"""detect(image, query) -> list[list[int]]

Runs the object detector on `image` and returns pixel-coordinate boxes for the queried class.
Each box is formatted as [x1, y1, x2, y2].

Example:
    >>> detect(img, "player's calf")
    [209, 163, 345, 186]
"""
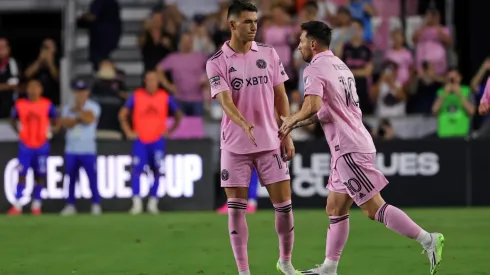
[225, 187, 250, 274]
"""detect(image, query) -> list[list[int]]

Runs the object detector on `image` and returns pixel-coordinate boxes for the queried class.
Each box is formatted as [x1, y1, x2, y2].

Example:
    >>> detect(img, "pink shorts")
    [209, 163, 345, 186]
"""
[220, 148, 290, 187]
[327, 152, 388, 206]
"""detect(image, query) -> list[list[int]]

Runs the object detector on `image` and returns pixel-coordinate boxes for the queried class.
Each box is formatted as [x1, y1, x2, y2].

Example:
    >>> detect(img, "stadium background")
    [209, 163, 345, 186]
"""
[0, 0, 489, 274]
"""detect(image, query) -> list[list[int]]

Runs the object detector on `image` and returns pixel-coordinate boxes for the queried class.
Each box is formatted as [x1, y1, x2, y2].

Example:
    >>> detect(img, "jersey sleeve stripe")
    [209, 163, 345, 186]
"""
[209, 50, 223, 61]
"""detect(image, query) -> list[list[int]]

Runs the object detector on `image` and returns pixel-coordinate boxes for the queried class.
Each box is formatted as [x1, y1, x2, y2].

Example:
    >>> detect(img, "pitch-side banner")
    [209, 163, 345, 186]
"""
[0, 140, 214, 212]
[258, 139, 468, 208]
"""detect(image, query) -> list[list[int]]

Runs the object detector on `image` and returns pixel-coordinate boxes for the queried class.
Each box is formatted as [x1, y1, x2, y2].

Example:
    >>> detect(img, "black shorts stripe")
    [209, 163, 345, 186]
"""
[377, 203, 388, 223]
[346, 153, 375, 191]
[342, 154, 372, 192]
[330, 214, 349, 224]
[343, 153, 375, 192]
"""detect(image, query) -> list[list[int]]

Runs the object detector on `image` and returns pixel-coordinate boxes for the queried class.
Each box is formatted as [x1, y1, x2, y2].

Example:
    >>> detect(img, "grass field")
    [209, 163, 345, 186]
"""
[0, 208, 488, 275]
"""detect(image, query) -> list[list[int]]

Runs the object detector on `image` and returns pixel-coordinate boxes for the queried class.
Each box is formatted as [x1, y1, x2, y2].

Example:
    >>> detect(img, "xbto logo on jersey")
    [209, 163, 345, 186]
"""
[246, 76, 268, 87]
[231, 78, 244, 90]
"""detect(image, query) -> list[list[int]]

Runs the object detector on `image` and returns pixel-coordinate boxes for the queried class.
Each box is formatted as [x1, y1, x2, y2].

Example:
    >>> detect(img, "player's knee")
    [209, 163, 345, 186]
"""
[360, 193, 385, 220]
[326, 204, 348, 217]
[225, 187, 248, 200]
[265, 180, 291, 205]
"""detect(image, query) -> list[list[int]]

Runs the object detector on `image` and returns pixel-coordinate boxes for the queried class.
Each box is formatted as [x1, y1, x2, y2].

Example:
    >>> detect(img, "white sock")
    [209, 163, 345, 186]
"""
[31, 199, 42, 209]
[322, 258, 338, 274]
[279, 259, 292, 266]
[416, 230, 432, 249]
[239, 270, 250, 275]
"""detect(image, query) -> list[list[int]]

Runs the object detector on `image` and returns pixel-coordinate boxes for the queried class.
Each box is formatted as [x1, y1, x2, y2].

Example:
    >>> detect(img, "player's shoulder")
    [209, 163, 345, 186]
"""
[207, 49, 224, 63]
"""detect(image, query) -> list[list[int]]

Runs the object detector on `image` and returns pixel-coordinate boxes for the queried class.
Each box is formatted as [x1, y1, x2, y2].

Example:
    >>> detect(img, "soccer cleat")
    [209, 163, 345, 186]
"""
[246, 204, 257, 213]
[147, 197, 160, 214]
[7, 207, 22, 216]
[60, 205, 77, 216]
[422, 233, 444, 275]
[276, 260, 302, 275]
[129, 197, 143, 215]
[297, 264, 336, 275]
[216, 203, 228, 214]
[31, 208, 42, 216]
[91, 204, 102, 215]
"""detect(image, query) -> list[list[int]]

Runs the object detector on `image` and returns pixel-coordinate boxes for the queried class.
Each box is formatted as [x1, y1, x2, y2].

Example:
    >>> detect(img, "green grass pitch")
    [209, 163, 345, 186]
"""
[0, 208, 488, 275]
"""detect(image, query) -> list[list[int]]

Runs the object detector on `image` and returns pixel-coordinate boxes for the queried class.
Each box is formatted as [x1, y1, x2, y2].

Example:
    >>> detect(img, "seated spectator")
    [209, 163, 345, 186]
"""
[91, 60, 128, 133]
[24, 38, 60, 105]
[348, 0, 376, 42]
[139, 10, 174, 72]
[0, 38, 20, 118]
[431, 68, 474, 138]
[157, 33, 208, 116]
[406, 61, 444, 114]
[329, 7, 352, 56]
[263, 5, 294, 75]
[339, 19, 374, 114]
[385, 29, 414, 86]
[190, 14, 216, 55]
[412, 8, 451, 76]
[370, 61, 407, 118]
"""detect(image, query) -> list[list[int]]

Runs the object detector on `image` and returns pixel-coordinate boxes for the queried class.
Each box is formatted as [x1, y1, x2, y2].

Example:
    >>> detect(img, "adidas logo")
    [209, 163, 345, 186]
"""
[231, 230, 238, 235]
[359, 192, 365, 199]
[229, 67, 237, 73]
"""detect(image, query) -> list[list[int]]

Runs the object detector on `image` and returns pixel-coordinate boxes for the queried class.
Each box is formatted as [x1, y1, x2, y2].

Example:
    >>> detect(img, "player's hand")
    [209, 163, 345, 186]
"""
[278, 115, 297, 140]
[240, 121, 257, 147]
[125, 130, 138, 140]
[281, 135, 295, 161]
[479, 103, 490, 115]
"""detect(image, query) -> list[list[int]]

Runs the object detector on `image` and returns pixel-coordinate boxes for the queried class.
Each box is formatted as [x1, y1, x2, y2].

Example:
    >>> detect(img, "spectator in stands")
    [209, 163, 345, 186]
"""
[211, 3, 231, 48]
[190, 14, 216, 55]
[298, 1, 320, 24]
[406, 61, 444, 114]
[139, 10, 174, 72]
[91, 60, 128, 134]
[24, 38, 60, 105]
[348, 0, 376, 42]
[412, 8, 451, 76]
[370, 61, 407, 118]
[77, 0, 122, 70]
[339, 19, 374, 114]
[432, 68, 474, 138]
[385, 29, 414, 86]
[0, 38, 20, 118]
[470, 58, 490, 137]
[470, 57, 490, 93]
[330, 6, 352, 56]
[157, 33, 208, 116]
[375, 118, 395, 140]
[263, 5, 294, 75]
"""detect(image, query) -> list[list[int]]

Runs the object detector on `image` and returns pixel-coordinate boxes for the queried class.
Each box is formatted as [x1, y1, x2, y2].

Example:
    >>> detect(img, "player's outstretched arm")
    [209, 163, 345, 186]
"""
[292, 114, 319, 129]
[279, 95, 322, 139]
[216, 91, 256, 146]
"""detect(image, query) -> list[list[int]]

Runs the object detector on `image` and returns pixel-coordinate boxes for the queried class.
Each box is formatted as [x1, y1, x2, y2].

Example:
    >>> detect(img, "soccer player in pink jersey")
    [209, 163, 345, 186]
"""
[205, 1, 300, 275]
[278, 21, 445, 275]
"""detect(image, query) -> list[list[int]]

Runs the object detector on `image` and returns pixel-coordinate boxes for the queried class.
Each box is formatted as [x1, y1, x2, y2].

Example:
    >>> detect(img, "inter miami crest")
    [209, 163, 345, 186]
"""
[256, 59, 267, 69]
[221, 169, 230, 181]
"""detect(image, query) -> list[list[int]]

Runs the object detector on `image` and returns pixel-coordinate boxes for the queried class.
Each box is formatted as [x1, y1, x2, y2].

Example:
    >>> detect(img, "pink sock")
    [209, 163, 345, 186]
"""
[376, 203, 422, 239]
[228, 198, 249, 272]
[273, 200, 294, 261]
[326, 214, 350, 261]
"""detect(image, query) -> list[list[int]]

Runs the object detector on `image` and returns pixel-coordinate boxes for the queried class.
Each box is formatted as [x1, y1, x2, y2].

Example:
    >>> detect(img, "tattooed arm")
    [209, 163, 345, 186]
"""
[293, 113, 319, 129]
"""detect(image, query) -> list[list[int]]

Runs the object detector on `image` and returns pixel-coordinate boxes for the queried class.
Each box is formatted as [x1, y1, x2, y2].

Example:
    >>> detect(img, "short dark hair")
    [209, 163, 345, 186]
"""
[303, 0, 319, 11]
[351, 18, 364, 28]
[300, 21, 332, 47]
[227, 0, 258, 19]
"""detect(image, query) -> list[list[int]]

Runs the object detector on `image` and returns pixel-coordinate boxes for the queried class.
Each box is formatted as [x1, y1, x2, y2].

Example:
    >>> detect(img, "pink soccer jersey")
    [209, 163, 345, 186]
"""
[481, 77, 490, 104]
[303, 50, 376, 163]
[206, 41, 289, 154]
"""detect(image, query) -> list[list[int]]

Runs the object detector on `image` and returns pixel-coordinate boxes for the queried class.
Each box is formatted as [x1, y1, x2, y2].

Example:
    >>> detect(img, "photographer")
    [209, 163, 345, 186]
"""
[432, 68, 475, 138]
[370, 61, 407, 118]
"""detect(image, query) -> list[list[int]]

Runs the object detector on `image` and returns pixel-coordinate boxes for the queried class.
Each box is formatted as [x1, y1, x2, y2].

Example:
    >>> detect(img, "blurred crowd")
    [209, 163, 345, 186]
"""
[2, 0, 490, 140]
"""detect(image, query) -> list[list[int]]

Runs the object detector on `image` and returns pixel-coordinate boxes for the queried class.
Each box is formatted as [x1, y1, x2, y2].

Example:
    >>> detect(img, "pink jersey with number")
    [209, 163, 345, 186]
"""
[206, 41, 289, 154]
[303, 50, 376, 164]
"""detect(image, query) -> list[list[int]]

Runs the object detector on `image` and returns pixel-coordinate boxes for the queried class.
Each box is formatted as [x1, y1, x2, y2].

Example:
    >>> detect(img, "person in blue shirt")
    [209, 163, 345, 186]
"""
[59, 79, 102, 215]
[348, 0, 376, 42]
